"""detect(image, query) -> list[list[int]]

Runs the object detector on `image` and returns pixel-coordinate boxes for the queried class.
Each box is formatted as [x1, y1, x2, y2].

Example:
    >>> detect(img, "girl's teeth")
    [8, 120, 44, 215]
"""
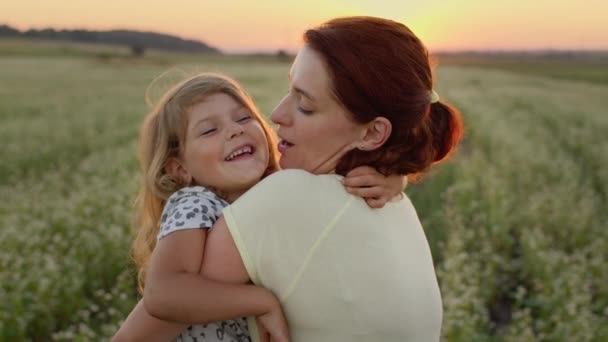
[226, 146, 252, 161]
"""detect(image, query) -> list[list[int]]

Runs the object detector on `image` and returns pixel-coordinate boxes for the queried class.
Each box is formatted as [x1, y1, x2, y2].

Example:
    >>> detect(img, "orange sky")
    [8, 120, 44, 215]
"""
[1, 0, 607, 52]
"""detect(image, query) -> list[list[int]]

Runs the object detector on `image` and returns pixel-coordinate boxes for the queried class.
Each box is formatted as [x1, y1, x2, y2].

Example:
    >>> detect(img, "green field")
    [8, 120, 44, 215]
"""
[1, 40, 607, 341]
[436, 52, 608, 85]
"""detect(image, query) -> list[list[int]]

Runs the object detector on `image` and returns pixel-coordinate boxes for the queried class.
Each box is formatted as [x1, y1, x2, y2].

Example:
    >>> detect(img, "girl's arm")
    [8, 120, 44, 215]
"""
[113, 228, 284, 341]
[143, 229, 278, 323]
[127, 217, 287, 340]
[342, 166, 408, 208]
[112, 299, 186, 342]
[112, 229, 207, 341]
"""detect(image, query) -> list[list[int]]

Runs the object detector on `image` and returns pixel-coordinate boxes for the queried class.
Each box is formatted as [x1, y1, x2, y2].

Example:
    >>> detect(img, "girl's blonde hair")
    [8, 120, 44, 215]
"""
[132, 73, 280, 293]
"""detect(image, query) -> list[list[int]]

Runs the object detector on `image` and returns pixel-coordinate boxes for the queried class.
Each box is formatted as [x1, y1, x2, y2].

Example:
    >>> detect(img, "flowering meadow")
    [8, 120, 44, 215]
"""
[1, 41, 606, 341]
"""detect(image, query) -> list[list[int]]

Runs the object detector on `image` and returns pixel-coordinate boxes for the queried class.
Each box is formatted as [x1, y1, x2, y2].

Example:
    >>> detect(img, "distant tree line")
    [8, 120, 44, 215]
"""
[0, 24, 221, 54]
[435, 50, 608, 62]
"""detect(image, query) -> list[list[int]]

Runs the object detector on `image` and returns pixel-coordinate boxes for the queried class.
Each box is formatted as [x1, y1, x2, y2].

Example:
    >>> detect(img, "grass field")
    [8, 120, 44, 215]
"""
[436, 52, 608, 85]
[1, 40, 607, 341]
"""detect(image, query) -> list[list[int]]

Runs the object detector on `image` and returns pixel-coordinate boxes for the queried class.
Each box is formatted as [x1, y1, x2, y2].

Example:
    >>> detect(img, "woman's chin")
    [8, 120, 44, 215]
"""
[278, 157, 297, 170]
[279, 158, 316, 173]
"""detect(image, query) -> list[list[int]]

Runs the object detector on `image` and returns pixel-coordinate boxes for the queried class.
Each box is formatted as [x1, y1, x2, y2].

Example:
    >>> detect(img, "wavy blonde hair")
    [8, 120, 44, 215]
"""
[132, 73, 280, 293]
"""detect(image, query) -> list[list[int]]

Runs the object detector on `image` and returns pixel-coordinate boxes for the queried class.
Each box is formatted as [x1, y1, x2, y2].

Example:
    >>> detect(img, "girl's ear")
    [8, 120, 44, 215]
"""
[358, 116, 392, 151]
[165, 157, 192, 185]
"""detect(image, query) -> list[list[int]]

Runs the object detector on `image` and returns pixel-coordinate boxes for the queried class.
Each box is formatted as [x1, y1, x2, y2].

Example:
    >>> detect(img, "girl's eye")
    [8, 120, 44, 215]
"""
[237, 115, 252, 122]
[201, 128, 217, 136]
[298, 107, 314, 115]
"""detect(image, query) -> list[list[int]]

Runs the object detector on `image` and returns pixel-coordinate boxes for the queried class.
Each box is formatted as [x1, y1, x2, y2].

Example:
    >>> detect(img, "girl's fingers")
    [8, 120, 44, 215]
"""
[346, 165, 376, 178]
[343, 174, 382, 187]
[272, 333, 290, 342]
[346, 186, 383, 199]
[366, 197, 387, 209]
[257, 318, 270, 342]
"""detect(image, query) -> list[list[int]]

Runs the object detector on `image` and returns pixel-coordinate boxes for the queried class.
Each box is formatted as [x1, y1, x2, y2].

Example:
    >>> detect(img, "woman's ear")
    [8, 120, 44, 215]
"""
[165, 157, 192, 185]
[358, 117, 392, 151]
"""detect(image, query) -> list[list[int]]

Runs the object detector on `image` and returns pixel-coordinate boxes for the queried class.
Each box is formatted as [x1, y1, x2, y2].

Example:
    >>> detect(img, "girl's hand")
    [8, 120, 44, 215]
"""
[257, 320, 270, 342]
[343, 166, 408, 208]
[256, 296, 290, 342]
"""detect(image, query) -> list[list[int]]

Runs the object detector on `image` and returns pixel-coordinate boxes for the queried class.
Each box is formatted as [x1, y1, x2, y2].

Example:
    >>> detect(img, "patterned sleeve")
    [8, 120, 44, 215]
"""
[157, 188, 226, 240]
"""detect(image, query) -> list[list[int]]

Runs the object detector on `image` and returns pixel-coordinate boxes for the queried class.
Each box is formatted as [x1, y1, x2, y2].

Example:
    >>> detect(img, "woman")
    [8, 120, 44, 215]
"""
[145, 16, 462, 341]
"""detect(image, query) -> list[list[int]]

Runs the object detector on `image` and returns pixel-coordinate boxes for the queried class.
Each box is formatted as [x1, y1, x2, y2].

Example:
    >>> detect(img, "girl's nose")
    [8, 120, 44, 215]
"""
[228, 122, 245, 139]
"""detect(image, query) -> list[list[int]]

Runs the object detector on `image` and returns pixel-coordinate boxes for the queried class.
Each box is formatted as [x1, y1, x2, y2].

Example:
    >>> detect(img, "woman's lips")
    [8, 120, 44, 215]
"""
[278, 140, 294, 153]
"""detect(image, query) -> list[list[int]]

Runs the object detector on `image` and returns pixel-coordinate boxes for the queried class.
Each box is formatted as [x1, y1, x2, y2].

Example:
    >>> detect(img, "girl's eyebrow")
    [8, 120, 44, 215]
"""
[191, 103, 247, 129]
[230, 103, 247, 115]
[189, 115, 215, 135]
[192, 117, 211, 128]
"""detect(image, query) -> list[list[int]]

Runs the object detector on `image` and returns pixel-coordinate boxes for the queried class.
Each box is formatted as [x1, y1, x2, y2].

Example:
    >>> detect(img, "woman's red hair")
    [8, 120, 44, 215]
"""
[304, 16, 463, 176]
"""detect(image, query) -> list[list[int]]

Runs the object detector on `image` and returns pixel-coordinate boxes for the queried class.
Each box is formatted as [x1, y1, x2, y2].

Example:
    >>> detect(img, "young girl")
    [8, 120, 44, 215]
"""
[113, 73, 406, 342]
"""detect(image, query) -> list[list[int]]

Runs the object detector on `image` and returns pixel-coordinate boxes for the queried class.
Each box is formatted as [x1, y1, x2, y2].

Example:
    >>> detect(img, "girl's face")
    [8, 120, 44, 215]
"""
[270, 45, 365, 174]
[177, 93, 269, 200]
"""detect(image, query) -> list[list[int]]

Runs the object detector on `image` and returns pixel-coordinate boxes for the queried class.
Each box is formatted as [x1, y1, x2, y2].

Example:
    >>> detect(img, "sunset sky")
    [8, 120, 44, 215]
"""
[2, 0, 607, 53]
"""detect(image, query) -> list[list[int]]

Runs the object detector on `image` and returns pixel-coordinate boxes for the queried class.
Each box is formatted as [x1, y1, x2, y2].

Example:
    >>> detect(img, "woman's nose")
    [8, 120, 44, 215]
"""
[270, 95, 291, 126]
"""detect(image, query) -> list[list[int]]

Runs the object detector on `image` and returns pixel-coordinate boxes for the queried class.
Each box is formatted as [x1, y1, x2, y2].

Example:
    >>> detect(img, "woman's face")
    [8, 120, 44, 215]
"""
[271, 45, 364, 174]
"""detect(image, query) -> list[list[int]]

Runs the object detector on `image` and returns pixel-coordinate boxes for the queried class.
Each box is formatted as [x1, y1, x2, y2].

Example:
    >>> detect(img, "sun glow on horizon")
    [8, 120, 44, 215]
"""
[1, 0, 607, 53]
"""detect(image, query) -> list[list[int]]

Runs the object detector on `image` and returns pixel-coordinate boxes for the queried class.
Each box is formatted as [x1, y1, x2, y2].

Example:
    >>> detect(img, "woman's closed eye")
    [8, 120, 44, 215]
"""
[298, 106, 314, 115]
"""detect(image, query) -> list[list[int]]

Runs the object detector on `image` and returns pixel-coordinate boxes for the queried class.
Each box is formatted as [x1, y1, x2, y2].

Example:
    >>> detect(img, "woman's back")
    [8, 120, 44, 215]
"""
[223, 170, 442, 341]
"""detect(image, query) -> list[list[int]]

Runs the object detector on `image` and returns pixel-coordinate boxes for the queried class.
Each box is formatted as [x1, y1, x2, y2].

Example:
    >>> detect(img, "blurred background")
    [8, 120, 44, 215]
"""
[1, 1, 606, 340]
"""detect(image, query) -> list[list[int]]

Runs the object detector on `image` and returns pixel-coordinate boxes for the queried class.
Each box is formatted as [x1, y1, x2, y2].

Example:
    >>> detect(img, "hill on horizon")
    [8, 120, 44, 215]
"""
[0, 24, 220, 54]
